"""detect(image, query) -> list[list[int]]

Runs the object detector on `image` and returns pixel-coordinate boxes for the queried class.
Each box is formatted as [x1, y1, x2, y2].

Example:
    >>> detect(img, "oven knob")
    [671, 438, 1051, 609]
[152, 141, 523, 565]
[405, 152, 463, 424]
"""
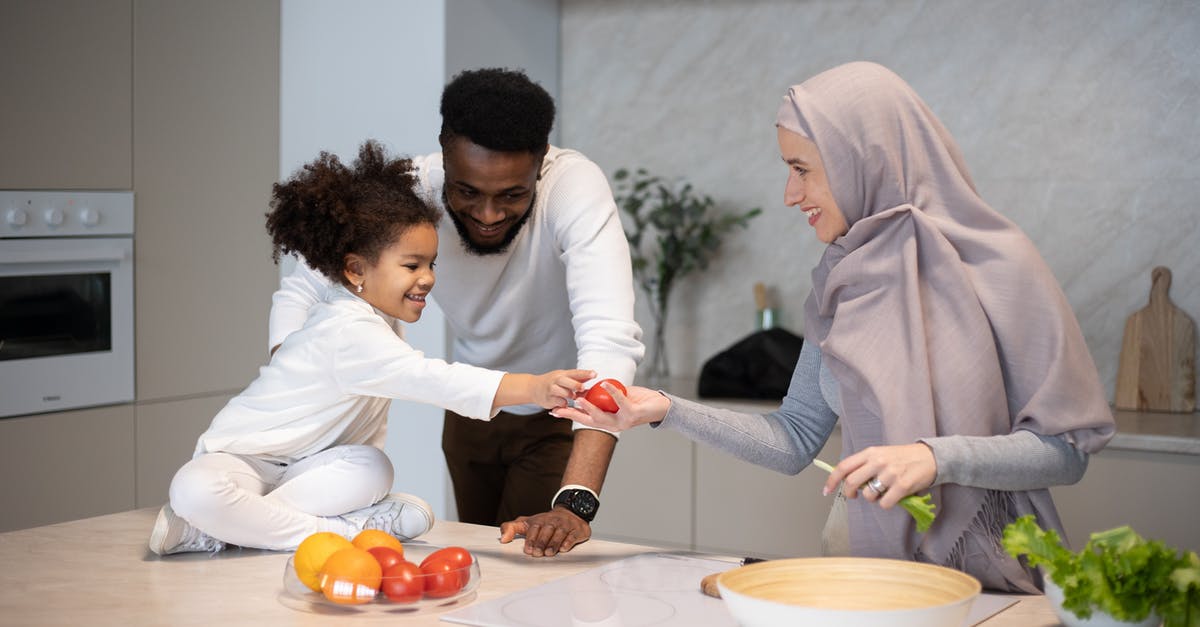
[5, 208, 27, 226]
[44, 207, 65, 226]
[80, 208, 100, 227]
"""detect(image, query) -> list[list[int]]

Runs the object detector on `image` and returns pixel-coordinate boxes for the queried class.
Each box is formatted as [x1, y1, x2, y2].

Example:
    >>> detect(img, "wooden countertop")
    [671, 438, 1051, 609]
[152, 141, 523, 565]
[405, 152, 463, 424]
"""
[0, 508, 1060, 625]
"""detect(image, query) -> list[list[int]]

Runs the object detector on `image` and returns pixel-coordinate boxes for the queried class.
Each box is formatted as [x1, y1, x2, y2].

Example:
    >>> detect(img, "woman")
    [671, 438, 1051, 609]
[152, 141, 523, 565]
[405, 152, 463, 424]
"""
[557, 62, 1115, 592]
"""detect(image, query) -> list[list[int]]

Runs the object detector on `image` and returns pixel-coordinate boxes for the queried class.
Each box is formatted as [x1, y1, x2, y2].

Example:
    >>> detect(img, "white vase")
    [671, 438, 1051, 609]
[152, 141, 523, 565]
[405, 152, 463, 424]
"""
[1043, 578, 1160, 627]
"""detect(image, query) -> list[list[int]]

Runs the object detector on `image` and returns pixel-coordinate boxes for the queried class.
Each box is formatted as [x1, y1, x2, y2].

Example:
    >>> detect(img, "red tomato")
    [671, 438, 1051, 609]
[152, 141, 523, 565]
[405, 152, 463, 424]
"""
[419, 546, 473, 571]
[367, 546, 404, 571]
[380, 560, 422, 603]
[583, 379, 627, 413]
[420, 559, 465, 598]
[419, 547, 472, 598]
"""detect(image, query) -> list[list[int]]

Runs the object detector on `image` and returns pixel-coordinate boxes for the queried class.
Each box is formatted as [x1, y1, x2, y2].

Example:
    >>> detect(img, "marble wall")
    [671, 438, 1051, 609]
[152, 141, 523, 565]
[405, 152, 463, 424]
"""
[560, 0, 1200, 398]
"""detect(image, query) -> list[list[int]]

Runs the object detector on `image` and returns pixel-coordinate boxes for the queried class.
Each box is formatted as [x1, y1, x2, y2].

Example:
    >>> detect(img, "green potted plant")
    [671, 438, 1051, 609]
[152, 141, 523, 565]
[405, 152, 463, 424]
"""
[1003, 514, 1199, 627]
[612, 167, 761, 381]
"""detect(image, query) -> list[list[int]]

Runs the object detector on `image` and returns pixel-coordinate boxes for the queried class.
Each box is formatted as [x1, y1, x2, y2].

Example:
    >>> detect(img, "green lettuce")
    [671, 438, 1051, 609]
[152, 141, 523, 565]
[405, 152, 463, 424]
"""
[1003, 514, 1200, 627]
[811, 458, 937, 533]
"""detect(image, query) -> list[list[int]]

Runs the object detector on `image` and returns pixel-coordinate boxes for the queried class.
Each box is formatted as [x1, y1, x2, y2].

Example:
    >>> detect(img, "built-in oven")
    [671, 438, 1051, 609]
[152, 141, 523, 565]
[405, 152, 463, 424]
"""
[1, 191, 134, 418]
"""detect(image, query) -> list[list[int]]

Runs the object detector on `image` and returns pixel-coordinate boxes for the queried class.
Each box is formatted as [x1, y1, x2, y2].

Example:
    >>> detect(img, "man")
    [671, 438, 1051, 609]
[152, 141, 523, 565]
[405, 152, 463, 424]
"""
[269, 68, 643, 557]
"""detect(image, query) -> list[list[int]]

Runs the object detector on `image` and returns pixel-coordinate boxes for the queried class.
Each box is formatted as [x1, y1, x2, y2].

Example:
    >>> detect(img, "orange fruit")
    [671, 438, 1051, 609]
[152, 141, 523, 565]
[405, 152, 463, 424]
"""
[293, 532, 354, 592]
[319, 547, 382, 605]
[352, 529, 405, 556]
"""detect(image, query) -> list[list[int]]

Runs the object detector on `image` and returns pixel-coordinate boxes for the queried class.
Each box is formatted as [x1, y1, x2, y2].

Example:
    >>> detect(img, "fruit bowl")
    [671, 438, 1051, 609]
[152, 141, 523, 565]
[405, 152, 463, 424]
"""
[717, 557, 980, 627]
[279, 542, 480, 615]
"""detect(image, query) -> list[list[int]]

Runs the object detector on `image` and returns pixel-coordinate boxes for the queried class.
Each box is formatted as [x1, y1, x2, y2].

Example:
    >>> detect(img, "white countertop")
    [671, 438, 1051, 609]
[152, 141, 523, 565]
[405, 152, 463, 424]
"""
[0, 508, 1061, 625]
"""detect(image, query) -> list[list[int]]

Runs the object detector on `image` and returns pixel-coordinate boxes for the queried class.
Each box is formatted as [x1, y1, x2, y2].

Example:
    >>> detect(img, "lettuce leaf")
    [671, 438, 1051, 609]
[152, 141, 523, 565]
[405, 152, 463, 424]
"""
[811, 458, 937, 533]
[899, 493, 936, 533]
[1003, 514, 1200, 627]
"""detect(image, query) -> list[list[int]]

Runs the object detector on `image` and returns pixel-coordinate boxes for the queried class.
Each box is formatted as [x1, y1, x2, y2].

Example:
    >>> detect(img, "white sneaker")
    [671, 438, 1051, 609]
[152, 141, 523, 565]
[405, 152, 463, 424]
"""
[341, 493, 434, 540]
[148, 504, 225, 556]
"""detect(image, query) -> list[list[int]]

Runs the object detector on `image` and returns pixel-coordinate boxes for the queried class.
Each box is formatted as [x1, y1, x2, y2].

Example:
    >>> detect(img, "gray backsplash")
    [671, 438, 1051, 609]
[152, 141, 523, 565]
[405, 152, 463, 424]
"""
[560, 0, 1200, 397]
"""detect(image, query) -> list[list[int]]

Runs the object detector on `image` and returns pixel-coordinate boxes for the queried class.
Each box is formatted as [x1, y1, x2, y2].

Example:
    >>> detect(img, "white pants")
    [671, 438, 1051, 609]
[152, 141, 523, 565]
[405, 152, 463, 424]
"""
[169, 444, 393, 550]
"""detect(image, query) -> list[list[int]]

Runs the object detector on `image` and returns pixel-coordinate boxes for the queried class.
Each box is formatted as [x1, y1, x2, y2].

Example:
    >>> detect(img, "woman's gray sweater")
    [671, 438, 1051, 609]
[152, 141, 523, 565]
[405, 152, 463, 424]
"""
[656, 341, 1087, 490]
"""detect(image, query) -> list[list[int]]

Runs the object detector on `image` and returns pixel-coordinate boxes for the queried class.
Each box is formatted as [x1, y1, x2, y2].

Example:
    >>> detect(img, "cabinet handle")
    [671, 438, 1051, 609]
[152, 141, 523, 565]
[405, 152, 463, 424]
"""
[0, 248, 128, 265]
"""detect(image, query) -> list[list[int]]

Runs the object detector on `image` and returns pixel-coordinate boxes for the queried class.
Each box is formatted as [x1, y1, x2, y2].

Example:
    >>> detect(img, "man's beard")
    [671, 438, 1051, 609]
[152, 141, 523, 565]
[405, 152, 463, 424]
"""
[442, 190, 536, 256]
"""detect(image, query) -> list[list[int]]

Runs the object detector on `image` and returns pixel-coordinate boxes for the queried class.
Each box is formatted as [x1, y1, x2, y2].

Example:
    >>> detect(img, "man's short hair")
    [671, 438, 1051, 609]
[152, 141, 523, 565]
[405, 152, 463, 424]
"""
[439, 67, 555, 153]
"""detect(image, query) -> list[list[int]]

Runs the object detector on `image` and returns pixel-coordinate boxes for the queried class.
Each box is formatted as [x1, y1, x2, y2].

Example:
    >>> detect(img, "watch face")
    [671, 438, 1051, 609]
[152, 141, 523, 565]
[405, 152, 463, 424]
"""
[556, 489, 599, 522]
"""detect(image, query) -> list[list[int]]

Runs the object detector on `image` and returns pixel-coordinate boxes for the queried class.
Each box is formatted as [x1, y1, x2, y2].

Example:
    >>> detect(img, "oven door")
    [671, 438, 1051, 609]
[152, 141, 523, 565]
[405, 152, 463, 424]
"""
[0, 237, 134, 418]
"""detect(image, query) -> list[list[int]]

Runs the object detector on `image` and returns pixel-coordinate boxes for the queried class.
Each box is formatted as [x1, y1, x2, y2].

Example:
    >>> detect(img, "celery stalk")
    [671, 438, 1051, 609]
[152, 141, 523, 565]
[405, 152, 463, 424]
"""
[812, 458, 937, 533]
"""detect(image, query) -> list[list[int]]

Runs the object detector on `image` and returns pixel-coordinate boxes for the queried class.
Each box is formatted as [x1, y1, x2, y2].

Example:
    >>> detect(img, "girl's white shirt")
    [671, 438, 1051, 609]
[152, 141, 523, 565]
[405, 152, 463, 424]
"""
[269, 146, 644, 417]
[194, 284, 504, 463]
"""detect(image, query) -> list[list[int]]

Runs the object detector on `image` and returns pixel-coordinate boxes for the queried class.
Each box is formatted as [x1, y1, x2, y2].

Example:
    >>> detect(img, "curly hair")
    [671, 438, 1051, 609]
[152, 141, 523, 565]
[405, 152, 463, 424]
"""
[439, 67, 555, 153]
[266, 140, 440, 285]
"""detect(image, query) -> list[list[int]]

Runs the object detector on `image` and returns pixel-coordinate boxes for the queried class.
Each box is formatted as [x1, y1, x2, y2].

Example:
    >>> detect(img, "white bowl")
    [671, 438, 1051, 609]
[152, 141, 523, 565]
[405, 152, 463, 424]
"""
[1043, 578, 1160, 627]
[716, 557, 980, 627]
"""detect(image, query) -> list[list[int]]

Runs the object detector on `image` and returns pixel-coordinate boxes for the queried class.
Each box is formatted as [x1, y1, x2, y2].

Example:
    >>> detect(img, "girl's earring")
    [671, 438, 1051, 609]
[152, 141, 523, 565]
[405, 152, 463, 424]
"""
[356, 283, 364, 294]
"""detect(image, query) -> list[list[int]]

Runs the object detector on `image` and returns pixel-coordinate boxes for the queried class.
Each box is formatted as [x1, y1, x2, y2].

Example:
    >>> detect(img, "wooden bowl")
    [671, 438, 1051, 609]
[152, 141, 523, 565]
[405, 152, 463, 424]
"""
[716, 557, 980, 627]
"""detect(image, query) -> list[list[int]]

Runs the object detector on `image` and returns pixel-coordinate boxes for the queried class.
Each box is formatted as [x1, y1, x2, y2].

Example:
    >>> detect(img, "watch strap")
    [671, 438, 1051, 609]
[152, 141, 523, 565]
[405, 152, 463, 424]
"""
[550, 484, 598, 509]
[551, 484, 600, 522]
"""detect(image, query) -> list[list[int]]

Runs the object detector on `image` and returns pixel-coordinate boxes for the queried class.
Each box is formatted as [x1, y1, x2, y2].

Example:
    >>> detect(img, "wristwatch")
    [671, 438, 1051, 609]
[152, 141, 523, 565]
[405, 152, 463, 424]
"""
[552, 486, 600, 522]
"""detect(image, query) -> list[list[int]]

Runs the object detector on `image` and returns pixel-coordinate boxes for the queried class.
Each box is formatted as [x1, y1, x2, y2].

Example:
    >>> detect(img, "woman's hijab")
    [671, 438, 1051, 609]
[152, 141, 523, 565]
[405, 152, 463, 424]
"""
[778, 62, 1114, 592]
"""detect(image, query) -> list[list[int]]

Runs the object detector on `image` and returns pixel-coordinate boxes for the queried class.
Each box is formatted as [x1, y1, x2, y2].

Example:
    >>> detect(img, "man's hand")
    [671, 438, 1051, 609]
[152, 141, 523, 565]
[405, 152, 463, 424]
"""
[498, 507, 591, 557]
[499, 422, 613, 557]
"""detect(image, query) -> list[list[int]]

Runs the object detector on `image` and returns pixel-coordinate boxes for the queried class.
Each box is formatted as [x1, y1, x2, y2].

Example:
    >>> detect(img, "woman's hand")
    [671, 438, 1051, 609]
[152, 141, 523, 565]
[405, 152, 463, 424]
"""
[528, 369, 595, 409]
[824, 443, 937, 509]
[550, 383, 670, 432]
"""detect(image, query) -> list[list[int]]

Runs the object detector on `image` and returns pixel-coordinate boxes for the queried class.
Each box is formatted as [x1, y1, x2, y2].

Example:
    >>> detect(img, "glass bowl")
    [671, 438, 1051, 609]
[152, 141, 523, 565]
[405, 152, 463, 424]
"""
[279, 542, 480, 615]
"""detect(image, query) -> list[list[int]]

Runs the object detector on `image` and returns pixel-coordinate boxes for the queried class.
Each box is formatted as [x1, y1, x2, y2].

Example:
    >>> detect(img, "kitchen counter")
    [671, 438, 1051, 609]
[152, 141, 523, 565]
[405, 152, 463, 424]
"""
[0, 507, 1061, 625]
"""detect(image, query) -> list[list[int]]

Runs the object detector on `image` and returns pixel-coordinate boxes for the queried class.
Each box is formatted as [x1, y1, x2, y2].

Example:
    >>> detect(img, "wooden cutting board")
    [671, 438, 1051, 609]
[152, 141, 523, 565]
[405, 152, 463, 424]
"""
[1114, 266, 1197, 412]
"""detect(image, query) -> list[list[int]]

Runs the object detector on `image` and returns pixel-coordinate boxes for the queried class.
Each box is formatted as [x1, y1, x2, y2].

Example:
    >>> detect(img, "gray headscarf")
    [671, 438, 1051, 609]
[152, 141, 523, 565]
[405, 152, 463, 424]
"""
[778, 62, 1114, 592]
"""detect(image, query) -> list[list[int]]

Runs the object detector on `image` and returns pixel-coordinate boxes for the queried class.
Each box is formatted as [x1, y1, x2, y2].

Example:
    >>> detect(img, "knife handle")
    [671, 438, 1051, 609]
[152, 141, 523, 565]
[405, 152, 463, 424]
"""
[700, 558, 766, 598]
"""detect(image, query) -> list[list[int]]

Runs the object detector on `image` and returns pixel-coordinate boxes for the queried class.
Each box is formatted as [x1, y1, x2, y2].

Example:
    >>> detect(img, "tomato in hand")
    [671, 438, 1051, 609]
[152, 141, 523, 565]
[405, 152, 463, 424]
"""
[367, 546, 404, 572]
[380, 560, 422, 603]
[583, 378, 627, 413]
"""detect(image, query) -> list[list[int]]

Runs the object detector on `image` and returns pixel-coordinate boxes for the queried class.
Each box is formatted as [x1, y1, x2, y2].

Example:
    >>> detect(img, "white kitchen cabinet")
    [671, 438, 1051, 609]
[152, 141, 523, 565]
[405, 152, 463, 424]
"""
[0, 405, 136, 532]
[0, 0, 133, 189]
[590, 424, 695, 549]
[134, 394, 236, 509]
[0, 1, 280, 532]
[133, 0, 280, 401]
[594, 391, 842, 557]
[1051, 447, 1200, 553]
[694, 429, 842, 559]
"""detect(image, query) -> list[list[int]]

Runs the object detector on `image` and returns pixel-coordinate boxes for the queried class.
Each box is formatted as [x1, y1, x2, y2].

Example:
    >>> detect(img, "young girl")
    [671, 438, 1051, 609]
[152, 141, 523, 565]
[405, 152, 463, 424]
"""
[150, 140, 593, 555]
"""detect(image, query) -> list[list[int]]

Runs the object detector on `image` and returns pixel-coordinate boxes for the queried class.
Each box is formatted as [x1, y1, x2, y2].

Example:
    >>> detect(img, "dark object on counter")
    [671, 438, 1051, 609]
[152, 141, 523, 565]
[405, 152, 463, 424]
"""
[698, 327, 803, 400]
[700, 557, 769, 598]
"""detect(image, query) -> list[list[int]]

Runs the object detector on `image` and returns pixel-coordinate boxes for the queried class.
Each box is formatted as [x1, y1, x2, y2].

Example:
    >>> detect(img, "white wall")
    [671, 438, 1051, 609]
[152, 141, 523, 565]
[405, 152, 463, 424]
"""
[280, 0, 561, 522]
[280, 0, 451, 518]
[445, 0, 560, 144]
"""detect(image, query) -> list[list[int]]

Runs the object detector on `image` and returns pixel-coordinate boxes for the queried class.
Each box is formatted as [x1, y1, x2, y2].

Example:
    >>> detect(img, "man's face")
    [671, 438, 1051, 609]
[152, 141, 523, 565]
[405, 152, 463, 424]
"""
[441, 135, 544, 255]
